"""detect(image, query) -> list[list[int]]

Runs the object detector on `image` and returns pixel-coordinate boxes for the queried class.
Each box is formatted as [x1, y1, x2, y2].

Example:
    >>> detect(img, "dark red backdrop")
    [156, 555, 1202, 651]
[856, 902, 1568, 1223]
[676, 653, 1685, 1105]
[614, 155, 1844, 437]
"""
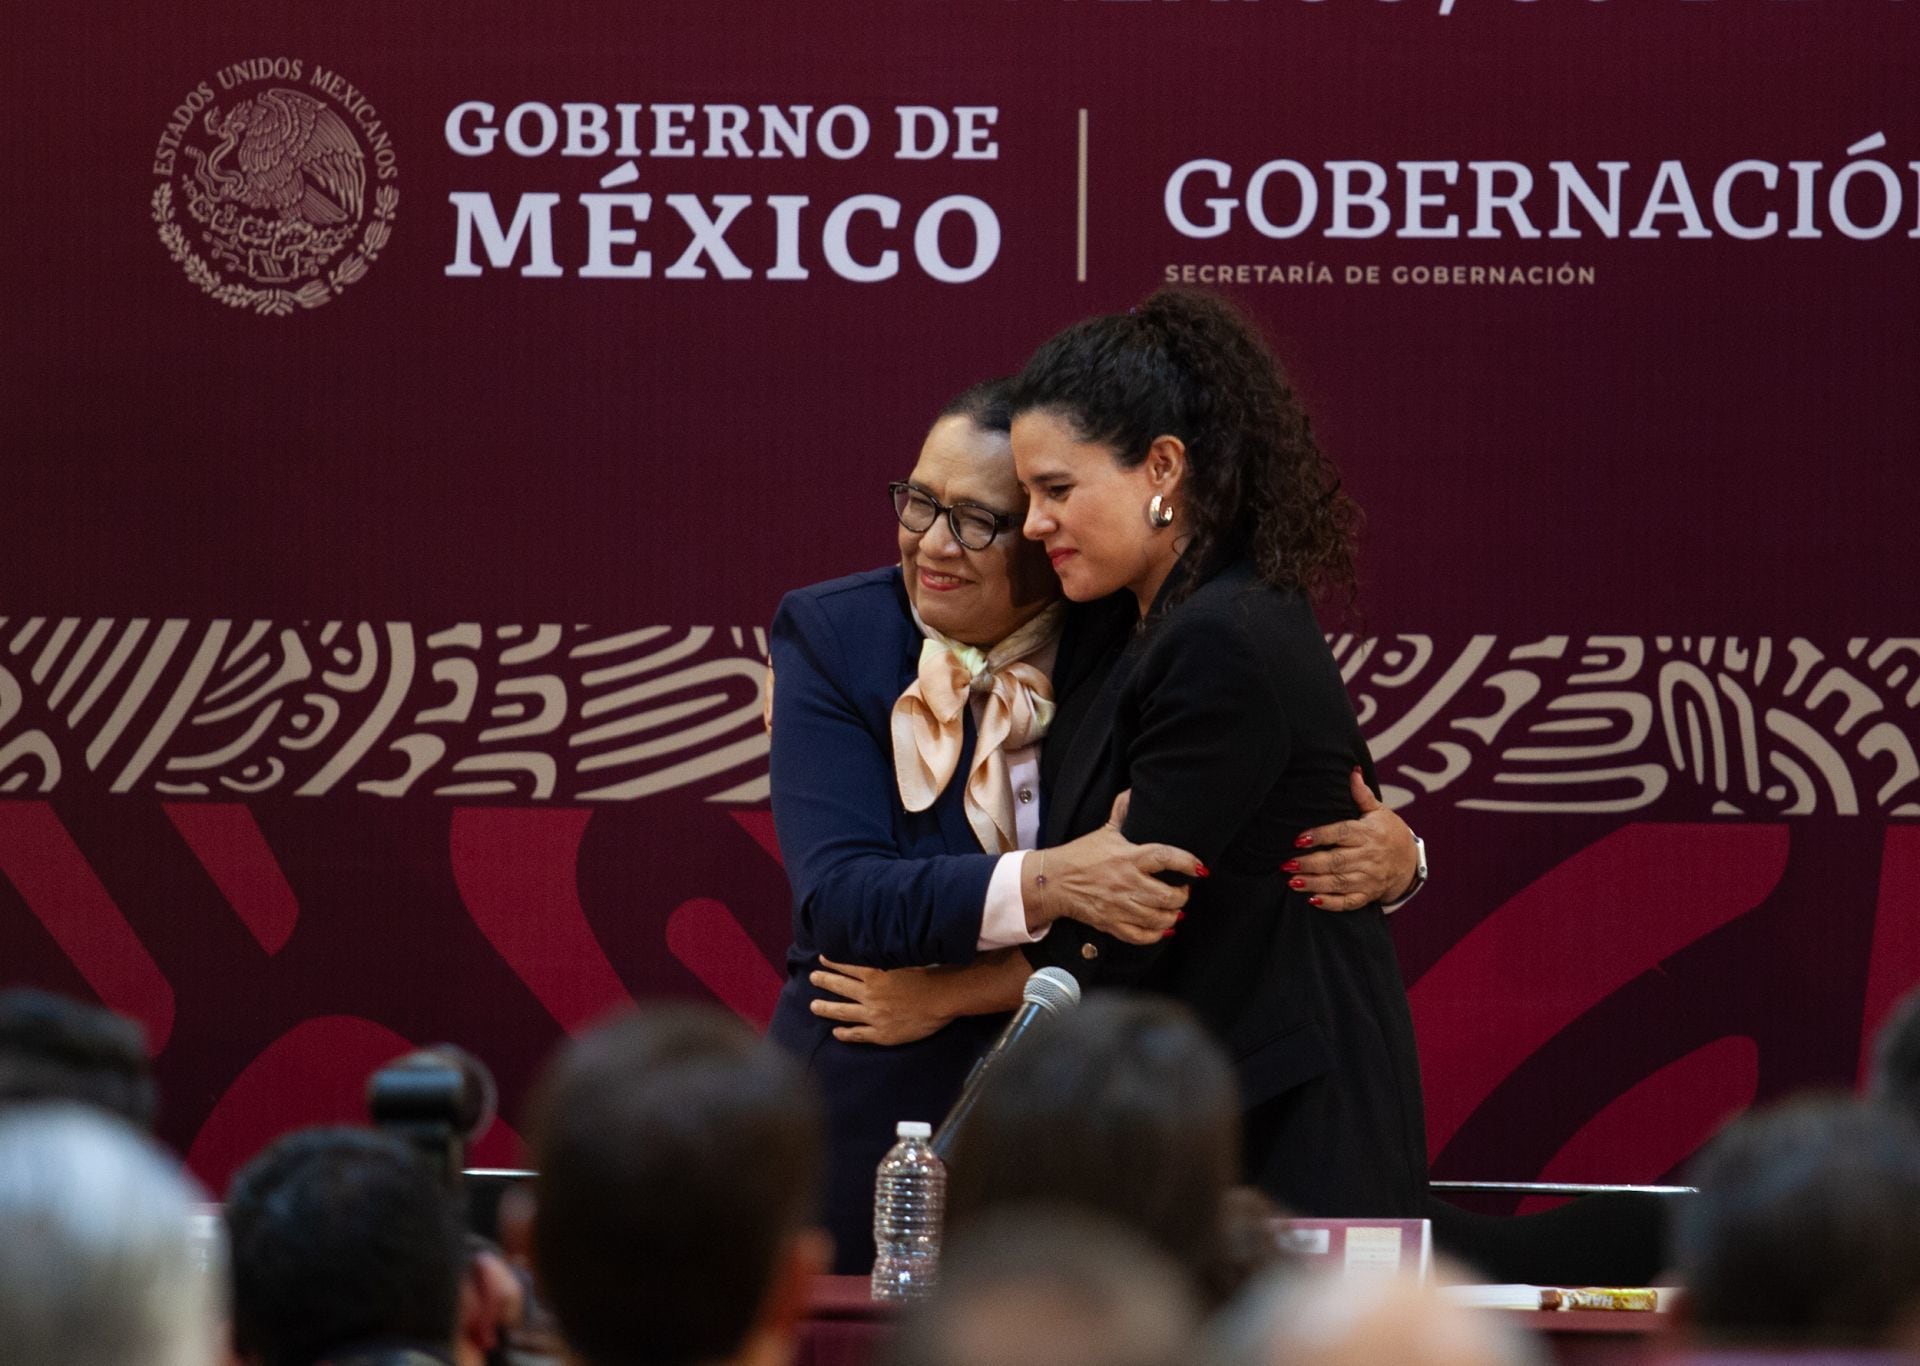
[5, 0, 1916, 1196]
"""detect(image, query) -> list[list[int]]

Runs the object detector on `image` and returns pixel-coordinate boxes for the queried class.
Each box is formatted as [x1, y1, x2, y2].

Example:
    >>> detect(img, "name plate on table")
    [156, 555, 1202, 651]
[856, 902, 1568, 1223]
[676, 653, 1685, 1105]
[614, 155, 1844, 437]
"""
[1274, 1218, 1433, 1280]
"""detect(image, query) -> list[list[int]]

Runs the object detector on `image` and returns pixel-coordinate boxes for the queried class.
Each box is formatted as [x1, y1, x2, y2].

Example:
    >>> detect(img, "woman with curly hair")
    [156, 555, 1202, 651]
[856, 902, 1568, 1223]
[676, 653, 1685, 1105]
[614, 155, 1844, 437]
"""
[1006, 287, 1429, 1217]
[772, 371, 1424, 1270]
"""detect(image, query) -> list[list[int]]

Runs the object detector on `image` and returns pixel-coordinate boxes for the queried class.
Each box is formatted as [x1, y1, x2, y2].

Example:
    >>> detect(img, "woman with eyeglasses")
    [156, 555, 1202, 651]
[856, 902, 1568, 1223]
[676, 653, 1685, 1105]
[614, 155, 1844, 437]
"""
[764, 376, 1422, 1272]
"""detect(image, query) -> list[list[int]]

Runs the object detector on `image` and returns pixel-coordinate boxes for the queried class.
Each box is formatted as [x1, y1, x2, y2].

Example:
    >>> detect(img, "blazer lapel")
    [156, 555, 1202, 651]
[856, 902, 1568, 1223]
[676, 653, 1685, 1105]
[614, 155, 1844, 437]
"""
[1042, 635, 1136, 846]
[1041, 594, 1131, 830]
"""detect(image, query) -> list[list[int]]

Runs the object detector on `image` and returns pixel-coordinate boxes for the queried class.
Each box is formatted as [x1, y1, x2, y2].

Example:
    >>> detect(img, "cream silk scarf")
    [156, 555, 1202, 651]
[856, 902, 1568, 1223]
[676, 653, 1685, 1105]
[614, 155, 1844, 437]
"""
[890, 600, 1065, 854]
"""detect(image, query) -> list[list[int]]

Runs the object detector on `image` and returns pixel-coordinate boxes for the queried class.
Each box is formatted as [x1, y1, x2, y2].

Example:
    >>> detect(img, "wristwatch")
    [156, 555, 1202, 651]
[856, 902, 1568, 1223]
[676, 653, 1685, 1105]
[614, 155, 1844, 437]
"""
[1380, 833, 1427, 915]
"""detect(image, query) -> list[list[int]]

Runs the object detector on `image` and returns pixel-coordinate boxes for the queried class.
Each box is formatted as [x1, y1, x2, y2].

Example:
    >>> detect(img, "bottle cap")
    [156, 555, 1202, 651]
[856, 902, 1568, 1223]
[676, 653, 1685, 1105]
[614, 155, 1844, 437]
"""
[896, 1121, 932, 1138]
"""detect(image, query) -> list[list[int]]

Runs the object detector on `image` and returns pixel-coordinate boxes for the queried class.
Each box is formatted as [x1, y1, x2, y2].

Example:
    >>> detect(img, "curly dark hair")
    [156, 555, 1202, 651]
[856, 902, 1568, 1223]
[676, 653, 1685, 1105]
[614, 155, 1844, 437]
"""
[1008, 288, 1359, 611]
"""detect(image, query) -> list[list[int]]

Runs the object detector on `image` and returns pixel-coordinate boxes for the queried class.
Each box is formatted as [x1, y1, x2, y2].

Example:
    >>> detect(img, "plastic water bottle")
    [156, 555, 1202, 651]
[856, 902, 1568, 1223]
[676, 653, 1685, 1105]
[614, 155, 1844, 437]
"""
[870, 1119, 946, 1300]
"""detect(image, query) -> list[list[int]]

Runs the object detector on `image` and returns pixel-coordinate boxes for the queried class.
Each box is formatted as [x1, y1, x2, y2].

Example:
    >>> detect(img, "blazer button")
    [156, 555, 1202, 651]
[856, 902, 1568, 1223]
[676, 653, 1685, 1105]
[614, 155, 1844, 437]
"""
[1080, 942, 1099, 961]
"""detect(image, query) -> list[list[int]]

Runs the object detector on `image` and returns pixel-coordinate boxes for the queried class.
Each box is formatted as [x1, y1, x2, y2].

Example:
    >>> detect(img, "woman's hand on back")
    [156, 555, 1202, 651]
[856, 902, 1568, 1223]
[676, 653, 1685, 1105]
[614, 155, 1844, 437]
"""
[1022, 791, 1202, 946]
[810, 949, 1029, 1045]
[1285, 768, 1419, 911]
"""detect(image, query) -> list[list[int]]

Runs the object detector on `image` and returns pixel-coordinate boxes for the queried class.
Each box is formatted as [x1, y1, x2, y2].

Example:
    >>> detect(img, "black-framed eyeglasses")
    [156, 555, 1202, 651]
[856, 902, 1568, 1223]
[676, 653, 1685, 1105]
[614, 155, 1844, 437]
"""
[888, 481, 1018, 551]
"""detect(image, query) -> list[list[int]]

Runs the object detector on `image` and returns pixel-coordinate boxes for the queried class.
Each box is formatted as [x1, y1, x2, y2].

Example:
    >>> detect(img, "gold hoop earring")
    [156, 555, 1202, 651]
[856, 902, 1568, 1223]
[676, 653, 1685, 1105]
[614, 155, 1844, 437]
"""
[1147, 494, 1175, 529]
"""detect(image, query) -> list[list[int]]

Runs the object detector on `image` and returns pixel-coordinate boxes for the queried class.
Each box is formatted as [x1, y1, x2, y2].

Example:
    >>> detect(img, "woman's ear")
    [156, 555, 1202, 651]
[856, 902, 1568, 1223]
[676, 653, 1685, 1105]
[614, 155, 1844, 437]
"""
[1145, 435, 1187, 494]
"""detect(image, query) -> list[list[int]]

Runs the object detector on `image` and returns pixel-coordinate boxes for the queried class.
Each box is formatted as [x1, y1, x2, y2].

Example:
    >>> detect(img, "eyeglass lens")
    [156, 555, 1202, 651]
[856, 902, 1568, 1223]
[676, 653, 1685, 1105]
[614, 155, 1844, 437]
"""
[892, 485, 1001, 550]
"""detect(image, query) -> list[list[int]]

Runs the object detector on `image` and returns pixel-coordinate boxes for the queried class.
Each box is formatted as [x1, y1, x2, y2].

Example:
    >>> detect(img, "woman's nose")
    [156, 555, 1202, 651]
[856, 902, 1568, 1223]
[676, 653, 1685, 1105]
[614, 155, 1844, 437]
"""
[920, 516, 963, 555]
[1022, 503, 1050, 540]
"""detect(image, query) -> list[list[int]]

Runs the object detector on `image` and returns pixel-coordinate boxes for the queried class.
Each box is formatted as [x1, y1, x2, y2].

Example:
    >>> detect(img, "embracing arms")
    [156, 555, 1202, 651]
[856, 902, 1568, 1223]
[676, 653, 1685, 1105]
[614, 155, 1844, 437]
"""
[1028, 594, 1417, 989]
[769, 589, 1001, 968]
[769, 584, 1198, 968]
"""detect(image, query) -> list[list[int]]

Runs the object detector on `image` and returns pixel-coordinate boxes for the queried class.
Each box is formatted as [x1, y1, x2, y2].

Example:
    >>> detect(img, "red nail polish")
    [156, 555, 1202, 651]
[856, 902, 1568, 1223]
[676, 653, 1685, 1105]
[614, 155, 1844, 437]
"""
[1162, 928, 1176, 938]
[1294, 834, 1315, 849]
[1309, 895, 1324, 907]
[1289, 876, 1306, 891]
[1176, 911, 1186, 921]
[1195, 862, 1211, 878]
[1282, 859, 1300, 873]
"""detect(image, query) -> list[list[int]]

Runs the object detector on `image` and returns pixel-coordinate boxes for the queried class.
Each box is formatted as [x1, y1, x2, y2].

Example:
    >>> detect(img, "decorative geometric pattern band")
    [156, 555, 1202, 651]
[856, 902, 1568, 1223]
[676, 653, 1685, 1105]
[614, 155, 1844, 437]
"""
[1, 616, 1915, 815]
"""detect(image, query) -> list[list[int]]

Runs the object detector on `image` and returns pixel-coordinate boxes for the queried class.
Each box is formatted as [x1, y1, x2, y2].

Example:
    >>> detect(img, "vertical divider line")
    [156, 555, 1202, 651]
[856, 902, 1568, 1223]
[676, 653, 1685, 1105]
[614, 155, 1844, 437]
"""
[1076, 108, 1089, 283]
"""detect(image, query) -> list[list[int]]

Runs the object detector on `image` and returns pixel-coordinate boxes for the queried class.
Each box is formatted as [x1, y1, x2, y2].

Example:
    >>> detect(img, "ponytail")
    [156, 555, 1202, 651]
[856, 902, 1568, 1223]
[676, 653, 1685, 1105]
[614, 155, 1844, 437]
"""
[1009, 288, 1359, 611]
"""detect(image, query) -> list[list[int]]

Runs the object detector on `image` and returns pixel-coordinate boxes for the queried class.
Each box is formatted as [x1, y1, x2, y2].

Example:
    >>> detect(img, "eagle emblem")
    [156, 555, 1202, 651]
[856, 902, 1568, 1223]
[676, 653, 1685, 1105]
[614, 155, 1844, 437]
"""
[153, 69, 398, 315]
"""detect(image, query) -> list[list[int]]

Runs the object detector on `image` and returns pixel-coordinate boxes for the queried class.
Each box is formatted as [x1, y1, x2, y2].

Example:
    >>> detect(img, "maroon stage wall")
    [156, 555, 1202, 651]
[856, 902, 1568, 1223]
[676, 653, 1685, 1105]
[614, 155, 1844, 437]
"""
[5, 1, 1917, 1196]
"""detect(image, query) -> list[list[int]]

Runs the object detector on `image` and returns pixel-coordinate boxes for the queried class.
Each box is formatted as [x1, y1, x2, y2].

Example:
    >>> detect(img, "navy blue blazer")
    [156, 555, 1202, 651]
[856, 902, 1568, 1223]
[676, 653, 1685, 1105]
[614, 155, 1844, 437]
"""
[764, 566, 1012, 1273]
[767, 567, 1002, 973]
[764, 565, 1135, 1269]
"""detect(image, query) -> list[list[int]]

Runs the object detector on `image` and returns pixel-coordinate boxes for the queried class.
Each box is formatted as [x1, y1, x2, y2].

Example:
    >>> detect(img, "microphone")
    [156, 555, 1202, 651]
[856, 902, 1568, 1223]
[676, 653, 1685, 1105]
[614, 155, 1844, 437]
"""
[930, 967, 1081, 1161]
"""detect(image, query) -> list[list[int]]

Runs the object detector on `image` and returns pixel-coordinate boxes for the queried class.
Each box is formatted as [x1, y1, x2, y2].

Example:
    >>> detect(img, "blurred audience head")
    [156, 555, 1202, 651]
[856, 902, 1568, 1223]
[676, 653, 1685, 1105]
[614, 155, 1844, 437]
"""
[225, 1126, 467, 1366]
[1871, 985, 1920, 1126]
[1209, 1267, 1541, 1366]
[879, 1206, 1198, 1366]
[1672, 1094, 1920, 1349]
[0, 988, 155, 1130]
[529, 1003, 827, 1366]
[0, 1103, 220, 1366]
[948, 995, 1262, 1305]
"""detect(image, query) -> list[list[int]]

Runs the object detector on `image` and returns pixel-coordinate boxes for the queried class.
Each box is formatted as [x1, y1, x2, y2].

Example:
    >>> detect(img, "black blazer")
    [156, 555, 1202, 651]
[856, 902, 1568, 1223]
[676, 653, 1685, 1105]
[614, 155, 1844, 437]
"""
[1032, 560, 1429, 1218]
